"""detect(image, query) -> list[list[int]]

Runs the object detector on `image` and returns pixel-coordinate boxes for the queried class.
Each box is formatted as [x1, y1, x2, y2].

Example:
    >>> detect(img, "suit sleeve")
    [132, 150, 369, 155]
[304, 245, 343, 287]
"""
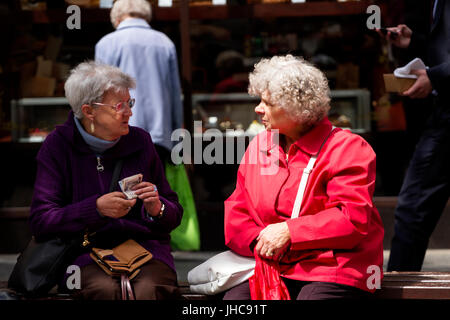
[427, 60, 450, 96]
[409, 25, 450, 97]
[286, 135, 377, 251]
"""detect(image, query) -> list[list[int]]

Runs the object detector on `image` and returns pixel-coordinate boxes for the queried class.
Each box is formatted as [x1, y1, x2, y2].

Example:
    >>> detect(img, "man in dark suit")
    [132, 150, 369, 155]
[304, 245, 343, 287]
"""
[381, 0, 450, 271]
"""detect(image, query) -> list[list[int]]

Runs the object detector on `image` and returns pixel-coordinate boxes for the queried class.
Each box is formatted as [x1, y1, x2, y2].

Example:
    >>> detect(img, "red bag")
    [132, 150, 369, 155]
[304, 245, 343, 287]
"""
[249, 252, 291, 300]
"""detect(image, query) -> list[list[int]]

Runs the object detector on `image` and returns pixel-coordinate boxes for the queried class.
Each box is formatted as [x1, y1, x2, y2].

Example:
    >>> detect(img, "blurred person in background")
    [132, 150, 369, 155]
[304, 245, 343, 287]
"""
[379, 0, 450, 271]
[95, 0, 183, 164]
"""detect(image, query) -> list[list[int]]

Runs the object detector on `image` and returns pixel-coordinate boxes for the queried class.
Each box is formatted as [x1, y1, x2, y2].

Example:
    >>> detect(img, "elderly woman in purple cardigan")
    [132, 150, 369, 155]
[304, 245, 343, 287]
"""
[30, 61, 183, 299]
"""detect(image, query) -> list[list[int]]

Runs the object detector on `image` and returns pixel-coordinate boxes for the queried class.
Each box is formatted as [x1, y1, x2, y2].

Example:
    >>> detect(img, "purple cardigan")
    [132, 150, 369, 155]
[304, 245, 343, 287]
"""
[30, 111, 183, 272]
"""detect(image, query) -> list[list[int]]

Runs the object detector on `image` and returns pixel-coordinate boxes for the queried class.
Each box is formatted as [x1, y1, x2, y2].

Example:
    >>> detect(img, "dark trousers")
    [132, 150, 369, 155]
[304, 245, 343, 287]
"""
[388, 100, 450, 271]
[74, 259, 180, 300]
[223, 279, 372, 300]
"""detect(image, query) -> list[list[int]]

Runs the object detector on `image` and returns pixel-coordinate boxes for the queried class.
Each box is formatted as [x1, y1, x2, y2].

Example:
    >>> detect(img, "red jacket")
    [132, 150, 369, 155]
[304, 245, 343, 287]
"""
[224, 118, 384, 292]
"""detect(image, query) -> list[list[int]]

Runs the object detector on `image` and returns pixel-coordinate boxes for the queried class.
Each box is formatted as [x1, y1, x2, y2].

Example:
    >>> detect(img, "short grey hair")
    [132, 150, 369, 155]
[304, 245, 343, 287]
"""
[64, 61, 136, 119]
[110, 0, 152, 28]
[248, 55, 330, 127]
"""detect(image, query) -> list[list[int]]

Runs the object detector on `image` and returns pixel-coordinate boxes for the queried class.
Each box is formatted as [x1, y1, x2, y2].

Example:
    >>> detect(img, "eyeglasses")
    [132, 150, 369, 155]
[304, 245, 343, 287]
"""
[92, 98, 135, 114]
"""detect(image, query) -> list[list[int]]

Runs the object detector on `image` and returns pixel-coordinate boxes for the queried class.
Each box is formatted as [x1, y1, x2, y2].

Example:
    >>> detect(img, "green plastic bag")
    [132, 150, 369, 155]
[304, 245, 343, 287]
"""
[165, 161, 201, 251]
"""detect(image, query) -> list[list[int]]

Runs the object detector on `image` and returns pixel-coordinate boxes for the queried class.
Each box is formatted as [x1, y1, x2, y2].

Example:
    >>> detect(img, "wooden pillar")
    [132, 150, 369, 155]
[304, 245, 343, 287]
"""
[179, 0, 193, 133]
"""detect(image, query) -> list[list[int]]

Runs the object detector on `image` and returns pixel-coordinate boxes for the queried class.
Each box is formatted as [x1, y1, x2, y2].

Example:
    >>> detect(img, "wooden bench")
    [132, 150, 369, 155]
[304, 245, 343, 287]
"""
[0, 280, 212, 300]
[375, 272, 450, 299]
[178, 282, 220, 300]
[3, 272, 450, 300]
[177, 272, 450, 300]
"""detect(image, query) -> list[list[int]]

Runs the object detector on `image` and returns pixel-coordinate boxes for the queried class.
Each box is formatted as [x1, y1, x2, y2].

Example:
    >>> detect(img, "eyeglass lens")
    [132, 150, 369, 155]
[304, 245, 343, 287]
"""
[116, 99, 135, 113]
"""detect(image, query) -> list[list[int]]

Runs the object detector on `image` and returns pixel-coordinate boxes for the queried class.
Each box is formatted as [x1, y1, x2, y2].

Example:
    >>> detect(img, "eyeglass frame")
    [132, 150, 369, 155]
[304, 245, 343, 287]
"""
[91, 98, 135, 114]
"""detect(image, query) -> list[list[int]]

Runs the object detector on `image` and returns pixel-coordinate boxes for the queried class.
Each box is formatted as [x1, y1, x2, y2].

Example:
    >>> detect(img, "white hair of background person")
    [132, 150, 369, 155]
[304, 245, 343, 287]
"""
[64, 61, 136, 119]
[248, 54, 331, 128]
[110, 0, 152, 28]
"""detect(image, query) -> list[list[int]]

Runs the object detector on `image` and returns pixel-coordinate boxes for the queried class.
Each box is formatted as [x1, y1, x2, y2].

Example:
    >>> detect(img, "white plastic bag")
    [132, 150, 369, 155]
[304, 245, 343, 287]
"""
[187, 250, 255, 295]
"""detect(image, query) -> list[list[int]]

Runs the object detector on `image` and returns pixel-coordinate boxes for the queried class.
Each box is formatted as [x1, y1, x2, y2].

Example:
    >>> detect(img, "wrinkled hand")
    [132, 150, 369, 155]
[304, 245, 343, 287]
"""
[255, 222, 291, 260]
[133, 182, 162, 217]
[377, 24, 412, 48]
[402, 69, 433, 99]
[96, 192, 136, 219]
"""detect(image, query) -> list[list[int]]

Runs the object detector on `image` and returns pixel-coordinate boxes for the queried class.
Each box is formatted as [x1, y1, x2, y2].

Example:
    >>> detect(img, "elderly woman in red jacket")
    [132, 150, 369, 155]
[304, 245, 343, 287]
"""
[223, 55, 384, 300]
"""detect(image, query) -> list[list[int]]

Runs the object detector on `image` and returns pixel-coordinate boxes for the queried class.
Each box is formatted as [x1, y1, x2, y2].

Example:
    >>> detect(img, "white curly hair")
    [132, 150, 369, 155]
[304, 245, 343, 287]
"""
[110, 0, 152, 28]
[248, 55, 330, 127]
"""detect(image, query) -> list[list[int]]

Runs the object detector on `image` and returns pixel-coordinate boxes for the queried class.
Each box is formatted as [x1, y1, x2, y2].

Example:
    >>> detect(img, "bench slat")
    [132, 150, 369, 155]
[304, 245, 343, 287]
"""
[377, 272, 450, 299]
[4, 273, 450, 300]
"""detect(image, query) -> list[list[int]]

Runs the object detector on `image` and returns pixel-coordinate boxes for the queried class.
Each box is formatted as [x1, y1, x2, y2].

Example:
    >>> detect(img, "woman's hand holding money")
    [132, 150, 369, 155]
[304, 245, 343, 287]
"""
[96, 192, 137, 218]
[132, 182, 162, 217]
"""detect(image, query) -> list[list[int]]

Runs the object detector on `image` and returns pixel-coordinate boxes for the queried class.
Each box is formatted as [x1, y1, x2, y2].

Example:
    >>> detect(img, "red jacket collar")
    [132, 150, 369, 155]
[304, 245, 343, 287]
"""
[260, 117, 333, 156]
[293, 117, 333, 155]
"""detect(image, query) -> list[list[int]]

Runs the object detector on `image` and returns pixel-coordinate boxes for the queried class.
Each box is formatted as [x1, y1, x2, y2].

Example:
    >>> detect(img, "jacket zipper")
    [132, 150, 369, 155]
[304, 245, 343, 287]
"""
[96, 156, 104, 172]
[96, 156, 106, 194]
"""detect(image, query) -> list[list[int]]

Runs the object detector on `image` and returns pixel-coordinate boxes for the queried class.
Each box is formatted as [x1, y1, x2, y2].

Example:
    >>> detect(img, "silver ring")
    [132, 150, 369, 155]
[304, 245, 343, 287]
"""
[267, 251, 274, 256]
[153, 185, 158, 192]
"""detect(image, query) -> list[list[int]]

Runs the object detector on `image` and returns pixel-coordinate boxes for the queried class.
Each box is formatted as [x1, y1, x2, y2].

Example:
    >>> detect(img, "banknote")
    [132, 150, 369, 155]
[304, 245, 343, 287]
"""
[118, 173, 143, 199]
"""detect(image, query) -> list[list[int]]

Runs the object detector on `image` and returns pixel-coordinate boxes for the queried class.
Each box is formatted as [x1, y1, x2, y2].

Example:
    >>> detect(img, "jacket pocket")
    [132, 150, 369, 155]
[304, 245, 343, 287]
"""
[314, 249, 337, 266]
[283, 249, 337, 266]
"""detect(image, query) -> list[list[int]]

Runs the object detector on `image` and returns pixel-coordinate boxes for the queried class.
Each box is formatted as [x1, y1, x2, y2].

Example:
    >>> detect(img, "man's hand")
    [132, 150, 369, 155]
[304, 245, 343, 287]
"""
[255, 222, 291, 260]
[96, 192, 136, 219]
[377, 24, 412, 48]
[133, 182, 162, 217]
[403, 69, 433, 99]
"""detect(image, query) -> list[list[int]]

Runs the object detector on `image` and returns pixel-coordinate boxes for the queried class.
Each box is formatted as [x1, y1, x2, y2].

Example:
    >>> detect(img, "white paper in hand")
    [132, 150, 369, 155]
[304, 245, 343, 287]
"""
[394, 57, 427, 79]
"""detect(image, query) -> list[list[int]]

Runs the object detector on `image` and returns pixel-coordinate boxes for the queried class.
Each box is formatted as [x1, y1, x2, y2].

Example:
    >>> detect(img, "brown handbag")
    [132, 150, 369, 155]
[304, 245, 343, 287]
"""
[90, 239, 152, 300]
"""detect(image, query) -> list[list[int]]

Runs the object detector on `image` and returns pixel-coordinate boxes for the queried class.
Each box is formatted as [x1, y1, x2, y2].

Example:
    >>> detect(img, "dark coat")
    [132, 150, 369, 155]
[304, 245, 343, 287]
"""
[30, 111, 183, 271]
[410, 0, 450, 100]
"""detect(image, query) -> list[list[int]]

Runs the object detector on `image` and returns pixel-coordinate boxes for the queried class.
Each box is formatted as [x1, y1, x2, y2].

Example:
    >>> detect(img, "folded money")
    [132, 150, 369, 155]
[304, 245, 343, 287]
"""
[118, 173, 143, 199]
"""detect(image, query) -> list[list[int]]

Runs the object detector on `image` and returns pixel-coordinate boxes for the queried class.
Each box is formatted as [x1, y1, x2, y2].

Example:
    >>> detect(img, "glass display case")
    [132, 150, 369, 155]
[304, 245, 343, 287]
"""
[328, 89, 371, 134]
[10, 97, 71, 143]
[192, 89, 371, 135]
[192, 93, 260, 135]
[10, 89, 370, 143]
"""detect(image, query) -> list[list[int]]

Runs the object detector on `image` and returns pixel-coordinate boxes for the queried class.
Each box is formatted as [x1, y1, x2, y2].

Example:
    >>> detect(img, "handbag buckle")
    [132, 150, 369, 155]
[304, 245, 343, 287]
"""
[82, 233, 90, 247]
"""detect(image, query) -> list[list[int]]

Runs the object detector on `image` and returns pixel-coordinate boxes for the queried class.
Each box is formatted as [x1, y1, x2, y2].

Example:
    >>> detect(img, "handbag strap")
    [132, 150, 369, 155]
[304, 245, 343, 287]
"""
[291, 126, 337, 219]
[121, 274, 135, 300]
[109, 159, 124, 193]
